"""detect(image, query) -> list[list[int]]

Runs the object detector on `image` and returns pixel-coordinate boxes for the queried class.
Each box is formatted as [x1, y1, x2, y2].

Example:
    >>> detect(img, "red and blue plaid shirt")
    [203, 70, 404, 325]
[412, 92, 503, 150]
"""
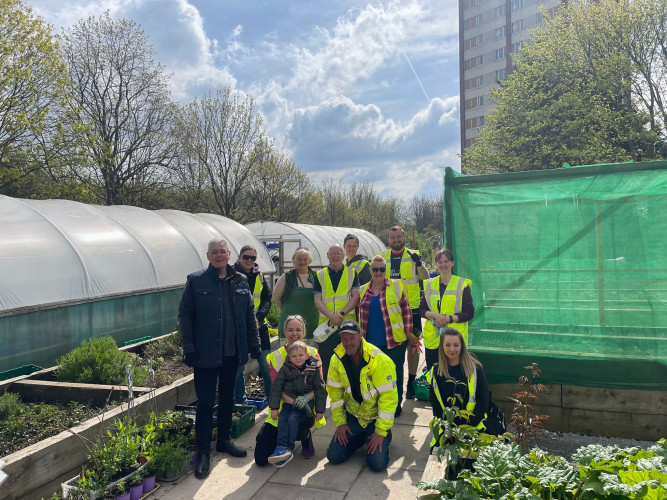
[358, 278, 413, 349]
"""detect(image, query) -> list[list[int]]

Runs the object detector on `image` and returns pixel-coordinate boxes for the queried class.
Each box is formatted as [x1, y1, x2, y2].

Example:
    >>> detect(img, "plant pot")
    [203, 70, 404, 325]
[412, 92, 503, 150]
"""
[142, 475, 156, 493]
[156, 469, 184, 482]
[129, 484, 143, 500]
[186, 445, 198, 466]
[114, 493, 130, 500]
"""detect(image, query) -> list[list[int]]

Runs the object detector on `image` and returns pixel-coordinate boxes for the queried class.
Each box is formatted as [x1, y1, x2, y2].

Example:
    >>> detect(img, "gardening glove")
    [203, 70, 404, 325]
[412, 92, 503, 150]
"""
[182, 352, 196, 367]
[249, 345, 262, 360]
[409, 251, 423, 267]
[293, 394, 312, 411]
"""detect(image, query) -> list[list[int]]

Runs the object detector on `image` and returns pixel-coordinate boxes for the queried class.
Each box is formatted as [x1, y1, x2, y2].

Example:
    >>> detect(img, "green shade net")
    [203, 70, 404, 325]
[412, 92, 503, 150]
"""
[444, 161, 667, 390]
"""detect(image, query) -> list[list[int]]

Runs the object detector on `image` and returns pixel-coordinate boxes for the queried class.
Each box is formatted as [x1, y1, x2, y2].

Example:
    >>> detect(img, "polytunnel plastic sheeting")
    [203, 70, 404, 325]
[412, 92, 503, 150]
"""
[0, 196, 274, 314]
[245, 221, 386, 268]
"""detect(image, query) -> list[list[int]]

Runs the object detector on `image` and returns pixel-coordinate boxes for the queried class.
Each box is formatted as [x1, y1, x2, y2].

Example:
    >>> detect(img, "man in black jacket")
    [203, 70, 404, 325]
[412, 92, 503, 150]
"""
[179, 238, 261, 479]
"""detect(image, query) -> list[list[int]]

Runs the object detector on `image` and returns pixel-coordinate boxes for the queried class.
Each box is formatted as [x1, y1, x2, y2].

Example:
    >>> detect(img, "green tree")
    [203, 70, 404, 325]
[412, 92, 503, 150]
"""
[463, 0, 660, 173]
[60, 12, 176, 206]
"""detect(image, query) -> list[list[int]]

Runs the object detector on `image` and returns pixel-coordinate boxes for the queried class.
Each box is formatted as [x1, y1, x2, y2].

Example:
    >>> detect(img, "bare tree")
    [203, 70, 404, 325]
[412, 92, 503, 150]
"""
[59, 12, 176, 206]
[245, 139, 314, 222]
[407, 194, 443, 234]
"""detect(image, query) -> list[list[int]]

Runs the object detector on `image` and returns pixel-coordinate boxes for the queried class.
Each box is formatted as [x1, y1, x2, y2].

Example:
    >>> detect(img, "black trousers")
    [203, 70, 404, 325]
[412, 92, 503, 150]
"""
[194, 356, 239, 453]
[254, 422, 310, 466]
[317, 331, 340, 381]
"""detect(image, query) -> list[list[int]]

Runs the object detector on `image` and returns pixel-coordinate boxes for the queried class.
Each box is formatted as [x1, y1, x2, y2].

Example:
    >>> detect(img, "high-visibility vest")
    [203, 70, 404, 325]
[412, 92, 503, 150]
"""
[251, 274, 266, 325]
[359, 279, 407, 343]
[422, 275, 472, 349]
[383, 249, 421, 308]
[317, 267, 357, 324]
[425, 365, 485, 448]
[265, 345, 326, 428]
[326, 338, 398, 437]
[346, 258, 369, 277]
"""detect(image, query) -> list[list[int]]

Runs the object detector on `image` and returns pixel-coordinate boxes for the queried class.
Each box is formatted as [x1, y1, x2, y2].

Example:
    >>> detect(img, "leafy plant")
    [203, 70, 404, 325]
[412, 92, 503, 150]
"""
[143, 332, 182, 360]
[509, 363, 549, 454]
[150, 438, 190, 477]
[266, 302, 281, 329]
[0, 392, 22, 421]
[56, 336, 148, 386]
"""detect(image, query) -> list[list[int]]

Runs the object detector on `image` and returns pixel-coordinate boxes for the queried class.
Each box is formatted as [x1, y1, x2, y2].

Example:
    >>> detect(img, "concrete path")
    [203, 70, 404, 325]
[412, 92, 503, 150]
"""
[154, 362, 433, 500]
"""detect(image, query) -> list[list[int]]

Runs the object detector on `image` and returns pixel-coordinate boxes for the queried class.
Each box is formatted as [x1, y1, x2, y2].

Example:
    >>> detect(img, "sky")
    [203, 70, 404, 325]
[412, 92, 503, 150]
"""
[28, 0, 461, 198]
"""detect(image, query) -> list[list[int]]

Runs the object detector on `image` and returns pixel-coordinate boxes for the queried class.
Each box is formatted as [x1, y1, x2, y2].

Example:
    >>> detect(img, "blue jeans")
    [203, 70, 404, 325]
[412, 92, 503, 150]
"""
[326, 412, 391, 472]
[276, 403, 308, 450]
[380, 341, 407, 404]
[234, 348, 272, 403]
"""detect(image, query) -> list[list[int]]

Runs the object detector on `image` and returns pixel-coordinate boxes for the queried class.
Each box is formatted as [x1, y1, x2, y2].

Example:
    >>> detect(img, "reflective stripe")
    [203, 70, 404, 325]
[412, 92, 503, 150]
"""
[331, 400, 345, 409]
[454, 278, 465, 314]
[375, 381, 397, 393]
[361, 388, 378, 400]
[402, 278, 419, 285]
[327, 379, 343, 388]
[348, 409, 375, 422]
[377, 410, 395, 420]
[390, 322, 403, 330]
[371, 349, 382, 356]
[387, 306, 401, 314]
[252, 277, 263, 312]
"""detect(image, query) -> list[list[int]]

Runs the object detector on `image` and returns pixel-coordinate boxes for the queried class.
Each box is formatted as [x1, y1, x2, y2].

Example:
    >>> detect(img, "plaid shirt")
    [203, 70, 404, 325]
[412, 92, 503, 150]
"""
[359, 278, 413, 349]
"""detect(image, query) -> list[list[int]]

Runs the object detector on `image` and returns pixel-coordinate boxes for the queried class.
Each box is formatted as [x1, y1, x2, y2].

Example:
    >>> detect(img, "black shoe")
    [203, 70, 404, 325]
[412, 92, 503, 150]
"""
[194, 451, 210, 479]
[395, 404, 402, 418]
[405, 382, 416, 400]
[216, 439, 247, 457]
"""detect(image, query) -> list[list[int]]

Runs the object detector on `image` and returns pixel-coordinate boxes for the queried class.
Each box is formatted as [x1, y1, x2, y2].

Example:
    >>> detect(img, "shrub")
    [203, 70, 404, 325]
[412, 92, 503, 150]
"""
[143, 332, 182, 360]
[0, 391, 22, 421]
[266, 302, 281, 328]
[56, 336, 148, 386]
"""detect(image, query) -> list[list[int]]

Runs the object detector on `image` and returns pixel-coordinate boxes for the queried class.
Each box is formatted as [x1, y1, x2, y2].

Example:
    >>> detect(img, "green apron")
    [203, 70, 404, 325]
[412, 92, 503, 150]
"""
[278, 285, 319, 340]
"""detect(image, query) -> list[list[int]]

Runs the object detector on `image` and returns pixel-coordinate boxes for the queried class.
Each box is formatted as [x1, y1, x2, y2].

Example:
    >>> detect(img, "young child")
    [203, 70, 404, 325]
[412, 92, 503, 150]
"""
[268, 341, 327, 466]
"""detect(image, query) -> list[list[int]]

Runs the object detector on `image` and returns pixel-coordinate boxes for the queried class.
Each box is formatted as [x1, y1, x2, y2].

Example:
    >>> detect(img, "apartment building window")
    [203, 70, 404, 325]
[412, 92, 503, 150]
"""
[511, 20, 524, 33]
[536, 12, 544, 24]
[464, 137, 476, 148]
[464, 76, 484, 90]
[494, 47, 506, 60]
[465, 96, 485, 109]
[464, 55, 484, 70]
[511, 0, 523, 12]
[464, 15, 483, 30]
[511, 41, 525, 53]
[464, 34, 484, 50]
[494, 26, 506, 39]
[465, 116, 486, 129]
[463, 0, 478, 10]
[495, 68, 507, 81]
[494, 5, 506, 17]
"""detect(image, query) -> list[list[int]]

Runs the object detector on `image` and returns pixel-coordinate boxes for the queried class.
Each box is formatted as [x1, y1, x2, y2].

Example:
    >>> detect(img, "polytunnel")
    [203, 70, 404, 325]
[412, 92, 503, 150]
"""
[0, 195, 274, 373]
[245, 221, 386, 270]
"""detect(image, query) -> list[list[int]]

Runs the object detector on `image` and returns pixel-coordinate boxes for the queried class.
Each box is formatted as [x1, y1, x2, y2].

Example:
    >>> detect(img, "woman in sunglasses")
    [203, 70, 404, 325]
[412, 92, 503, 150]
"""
[233, 245, 273, 403]
[358, 255, 419, 417]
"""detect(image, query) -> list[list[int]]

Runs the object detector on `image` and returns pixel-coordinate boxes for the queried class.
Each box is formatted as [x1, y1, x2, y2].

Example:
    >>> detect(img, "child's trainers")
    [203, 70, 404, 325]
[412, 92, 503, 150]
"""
[301, 431, 315, 459]
[268, 446, 293, 466]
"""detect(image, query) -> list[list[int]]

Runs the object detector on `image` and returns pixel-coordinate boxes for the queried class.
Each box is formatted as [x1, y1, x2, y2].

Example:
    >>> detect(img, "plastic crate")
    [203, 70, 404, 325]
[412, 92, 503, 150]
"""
[413, 372, 430, 401]
[231, 404, 256, 438]
[247, 397, 268, 411]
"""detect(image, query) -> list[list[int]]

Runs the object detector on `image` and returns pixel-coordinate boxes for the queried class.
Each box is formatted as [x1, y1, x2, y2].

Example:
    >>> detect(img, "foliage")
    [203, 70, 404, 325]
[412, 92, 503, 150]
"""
[149, 429, 190, 477]
[59, 11, 176, 206]
[463, 0, 662, 173]
[418, 439, 667, 499]
[509, 363, 550, 454]
[56, 336, 149, 386]
[87, 417, 141, 481]
[142, 332, 182, 361]
[0, 391, 21, 421]
[0, 396, 104, 457]
[266, 302, 281, 329]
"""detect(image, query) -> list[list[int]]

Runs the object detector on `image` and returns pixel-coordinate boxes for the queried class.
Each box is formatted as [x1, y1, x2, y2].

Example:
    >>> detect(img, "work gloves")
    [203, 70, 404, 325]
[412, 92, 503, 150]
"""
[182, 352, 196, 367]
[249, 345, 262, 360]
[293, 394, 312, 411]
[410, 251, 423, 267]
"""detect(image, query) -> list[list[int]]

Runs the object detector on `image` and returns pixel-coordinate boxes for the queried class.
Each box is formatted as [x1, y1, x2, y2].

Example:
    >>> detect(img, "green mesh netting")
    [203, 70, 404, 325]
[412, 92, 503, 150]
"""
[444, 161, 667, 390]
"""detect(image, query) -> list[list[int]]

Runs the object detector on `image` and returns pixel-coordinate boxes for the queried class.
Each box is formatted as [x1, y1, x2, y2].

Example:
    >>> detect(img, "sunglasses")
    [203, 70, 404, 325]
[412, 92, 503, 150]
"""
[242, 255, 257, 261]
[371, 267, 386, 273]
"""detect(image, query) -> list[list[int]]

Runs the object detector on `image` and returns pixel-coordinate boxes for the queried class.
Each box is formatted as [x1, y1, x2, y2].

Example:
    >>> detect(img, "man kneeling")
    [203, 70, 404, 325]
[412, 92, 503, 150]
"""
[326, 320, 397, 472]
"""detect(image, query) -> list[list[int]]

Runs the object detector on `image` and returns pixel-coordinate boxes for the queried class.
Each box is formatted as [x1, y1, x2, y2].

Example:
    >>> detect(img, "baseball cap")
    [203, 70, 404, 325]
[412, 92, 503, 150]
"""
[338, 320, 361, 335]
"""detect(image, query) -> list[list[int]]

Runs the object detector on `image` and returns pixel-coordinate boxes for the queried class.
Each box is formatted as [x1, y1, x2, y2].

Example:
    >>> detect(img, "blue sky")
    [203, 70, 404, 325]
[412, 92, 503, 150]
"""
[29, 0, 461, 197]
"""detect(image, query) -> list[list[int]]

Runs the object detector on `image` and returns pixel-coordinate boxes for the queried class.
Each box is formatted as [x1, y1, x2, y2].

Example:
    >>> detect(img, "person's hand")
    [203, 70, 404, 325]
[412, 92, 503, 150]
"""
[249, 346, 262, 359]
[315, 412, 324, 422]
[293, 394, 312, 410]
[182, 352, 196, 367]
[406, 332, 420, 346]
[334, 424, 352, 446]
[365, 432, 385, 454]
[271, 409, 278, 420]
[410, 252, 423, 267]
[433, 313, 448, 327]
[330, 312, 344, 326]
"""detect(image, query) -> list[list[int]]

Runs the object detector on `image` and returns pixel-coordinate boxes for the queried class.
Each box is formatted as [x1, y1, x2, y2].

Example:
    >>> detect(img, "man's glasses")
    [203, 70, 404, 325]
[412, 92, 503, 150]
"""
[242, 255, 257, 261]
[209, 249, 227, 255]
[371, 267, 386, 273]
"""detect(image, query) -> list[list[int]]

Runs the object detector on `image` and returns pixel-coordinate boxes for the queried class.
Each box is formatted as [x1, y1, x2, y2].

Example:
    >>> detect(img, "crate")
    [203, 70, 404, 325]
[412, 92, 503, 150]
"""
[231, 404, 256, 438]
[413, 372, 430, 401]
[247, 396, 268, 410]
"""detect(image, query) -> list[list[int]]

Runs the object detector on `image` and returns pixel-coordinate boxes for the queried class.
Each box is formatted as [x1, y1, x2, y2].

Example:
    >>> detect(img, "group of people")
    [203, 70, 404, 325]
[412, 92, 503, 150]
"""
[178, 225, 488, 480]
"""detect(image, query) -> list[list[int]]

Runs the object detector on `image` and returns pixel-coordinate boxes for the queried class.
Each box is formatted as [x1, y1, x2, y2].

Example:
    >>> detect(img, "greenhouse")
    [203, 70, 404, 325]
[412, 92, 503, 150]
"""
[245, 221, 385, 271]
[0, 196, 273, 373]
[442, 160, 667, 391]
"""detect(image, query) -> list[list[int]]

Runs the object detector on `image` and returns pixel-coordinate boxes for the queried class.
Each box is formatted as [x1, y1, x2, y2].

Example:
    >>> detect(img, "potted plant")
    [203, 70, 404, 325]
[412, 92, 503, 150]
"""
[140, 462, 157, 494]
[126, 472, 143, 500]
[107, 481, 129, 500]
[155, 410, 193, 439]
[151, 438, 191, 482]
